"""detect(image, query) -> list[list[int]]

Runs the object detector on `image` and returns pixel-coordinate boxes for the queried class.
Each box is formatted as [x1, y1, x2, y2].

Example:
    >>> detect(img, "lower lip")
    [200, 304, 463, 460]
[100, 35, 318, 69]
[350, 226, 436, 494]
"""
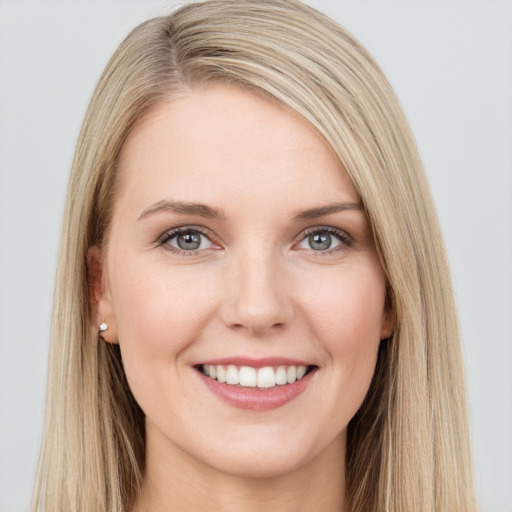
[197, 369, 315, 411]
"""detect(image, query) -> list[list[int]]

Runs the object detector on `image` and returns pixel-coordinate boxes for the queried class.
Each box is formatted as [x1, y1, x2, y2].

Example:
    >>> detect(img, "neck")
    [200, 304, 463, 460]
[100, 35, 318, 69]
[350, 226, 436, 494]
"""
[132, 423, 347, 512]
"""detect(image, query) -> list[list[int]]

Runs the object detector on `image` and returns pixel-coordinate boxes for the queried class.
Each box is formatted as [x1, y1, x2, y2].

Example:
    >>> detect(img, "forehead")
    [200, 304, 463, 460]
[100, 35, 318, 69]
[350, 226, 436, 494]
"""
[115, 84, 359, 216]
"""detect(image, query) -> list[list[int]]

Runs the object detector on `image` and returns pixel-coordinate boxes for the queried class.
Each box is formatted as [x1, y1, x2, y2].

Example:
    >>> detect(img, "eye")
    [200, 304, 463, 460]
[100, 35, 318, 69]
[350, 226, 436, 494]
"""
[159, 227, 217, 254]
[295, 227, 352, 253]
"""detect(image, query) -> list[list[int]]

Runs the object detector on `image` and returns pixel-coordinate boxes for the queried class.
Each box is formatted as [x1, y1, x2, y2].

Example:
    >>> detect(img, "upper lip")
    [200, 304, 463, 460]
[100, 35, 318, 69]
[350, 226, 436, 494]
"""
[194, 356, 314, 368]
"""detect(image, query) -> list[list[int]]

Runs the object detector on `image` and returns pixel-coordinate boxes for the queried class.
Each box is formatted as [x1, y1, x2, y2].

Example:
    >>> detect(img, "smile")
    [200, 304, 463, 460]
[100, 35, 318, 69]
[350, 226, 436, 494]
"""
[195, 360, 317, 411]
[200, 364, 310, 389]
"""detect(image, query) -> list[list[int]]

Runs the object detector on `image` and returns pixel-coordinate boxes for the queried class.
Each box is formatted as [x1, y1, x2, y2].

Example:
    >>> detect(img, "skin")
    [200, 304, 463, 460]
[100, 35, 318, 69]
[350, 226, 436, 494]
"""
[90, 85, 393, 512]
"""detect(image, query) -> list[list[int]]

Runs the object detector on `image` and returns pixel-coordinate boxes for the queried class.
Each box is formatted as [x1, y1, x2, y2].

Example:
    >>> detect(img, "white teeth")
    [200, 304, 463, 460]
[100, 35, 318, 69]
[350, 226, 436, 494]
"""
[286, 365, 296, 384]
[201, 363, 311, 389]
[275, 365, 287, 385]
[226, 365, 239, 385]
[216, 365, 226, 383]
[257, 366, 275, 388]
[239, 366, 257, 387]
[296, 365, 307, 379]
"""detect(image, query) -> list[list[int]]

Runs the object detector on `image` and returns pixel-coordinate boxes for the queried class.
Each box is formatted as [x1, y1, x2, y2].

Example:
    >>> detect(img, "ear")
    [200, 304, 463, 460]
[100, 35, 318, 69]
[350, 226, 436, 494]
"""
[87, 246, 118, 344]
[380, 287, 395, 340]
[380, 310, 395, 340]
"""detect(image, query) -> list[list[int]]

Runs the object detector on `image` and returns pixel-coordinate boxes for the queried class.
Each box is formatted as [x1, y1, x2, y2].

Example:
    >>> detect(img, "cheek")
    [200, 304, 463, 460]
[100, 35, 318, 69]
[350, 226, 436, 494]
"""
[108, 255, 221, 361]
[106, 255, 225, 417]
[299, 261, 386, 404]
[302, 261, 387, 341]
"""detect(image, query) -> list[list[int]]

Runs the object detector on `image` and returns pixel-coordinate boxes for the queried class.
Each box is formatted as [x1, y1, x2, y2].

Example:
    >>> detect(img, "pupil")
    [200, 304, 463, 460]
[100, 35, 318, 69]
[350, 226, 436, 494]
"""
[177, 232, 201, 250]
[309, 232, 331, 251]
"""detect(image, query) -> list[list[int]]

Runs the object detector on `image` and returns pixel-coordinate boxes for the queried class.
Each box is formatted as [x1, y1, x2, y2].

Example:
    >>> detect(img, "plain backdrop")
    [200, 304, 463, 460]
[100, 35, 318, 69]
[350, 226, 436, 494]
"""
[0, 1, 511, 511]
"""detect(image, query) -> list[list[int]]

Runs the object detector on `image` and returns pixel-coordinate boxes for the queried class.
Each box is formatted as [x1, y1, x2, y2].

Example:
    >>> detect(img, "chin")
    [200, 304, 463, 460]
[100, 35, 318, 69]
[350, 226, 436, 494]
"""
[204, 449, 310, 480]
[194, 426, 341, 480]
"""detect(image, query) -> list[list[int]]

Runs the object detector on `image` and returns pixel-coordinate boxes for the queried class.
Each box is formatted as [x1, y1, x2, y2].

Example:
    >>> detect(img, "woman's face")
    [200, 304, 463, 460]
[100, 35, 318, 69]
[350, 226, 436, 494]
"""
[95, 85, 392, 478]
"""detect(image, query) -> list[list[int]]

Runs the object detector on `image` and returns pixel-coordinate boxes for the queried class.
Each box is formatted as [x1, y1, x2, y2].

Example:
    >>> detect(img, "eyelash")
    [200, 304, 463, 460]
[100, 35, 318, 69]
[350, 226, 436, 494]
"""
[157, 226, 217, 256]
[296, 226, 354, 254]
[157, 225, 354, 256]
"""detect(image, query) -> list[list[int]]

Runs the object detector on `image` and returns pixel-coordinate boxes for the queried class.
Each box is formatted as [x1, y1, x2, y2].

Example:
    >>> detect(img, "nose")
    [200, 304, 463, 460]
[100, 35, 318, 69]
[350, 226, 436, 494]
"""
[220, 250, 294, 336]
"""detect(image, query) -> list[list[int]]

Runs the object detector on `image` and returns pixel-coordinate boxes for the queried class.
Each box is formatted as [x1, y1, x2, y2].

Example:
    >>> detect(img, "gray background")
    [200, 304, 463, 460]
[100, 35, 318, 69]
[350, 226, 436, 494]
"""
[1, 1, 511, 511]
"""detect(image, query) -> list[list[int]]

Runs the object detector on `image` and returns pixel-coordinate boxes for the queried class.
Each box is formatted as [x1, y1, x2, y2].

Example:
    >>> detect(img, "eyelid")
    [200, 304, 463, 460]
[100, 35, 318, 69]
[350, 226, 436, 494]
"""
[157, 225, 221, 255]
[293, 225, 354, 253]
[156, 224, 354, 256]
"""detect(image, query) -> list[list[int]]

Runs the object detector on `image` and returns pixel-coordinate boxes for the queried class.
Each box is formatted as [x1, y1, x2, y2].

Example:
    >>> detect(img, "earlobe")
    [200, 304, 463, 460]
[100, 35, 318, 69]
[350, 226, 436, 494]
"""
[87, 246, 119, 344]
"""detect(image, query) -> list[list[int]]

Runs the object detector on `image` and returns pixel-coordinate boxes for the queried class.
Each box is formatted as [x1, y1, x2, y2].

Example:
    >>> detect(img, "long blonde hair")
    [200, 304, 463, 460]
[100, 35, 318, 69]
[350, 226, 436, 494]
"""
[32, 1, 476, 511]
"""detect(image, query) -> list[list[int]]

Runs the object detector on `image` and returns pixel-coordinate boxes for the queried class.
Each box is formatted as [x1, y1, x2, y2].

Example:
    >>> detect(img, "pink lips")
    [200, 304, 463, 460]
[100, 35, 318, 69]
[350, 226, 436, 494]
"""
[195, 357, 316, 411]
[198, 356, 311, 368]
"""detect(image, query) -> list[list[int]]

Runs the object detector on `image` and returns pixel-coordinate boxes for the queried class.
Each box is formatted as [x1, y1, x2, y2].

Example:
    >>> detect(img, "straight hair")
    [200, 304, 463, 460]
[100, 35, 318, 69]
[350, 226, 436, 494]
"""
[32, 1, 476, 511]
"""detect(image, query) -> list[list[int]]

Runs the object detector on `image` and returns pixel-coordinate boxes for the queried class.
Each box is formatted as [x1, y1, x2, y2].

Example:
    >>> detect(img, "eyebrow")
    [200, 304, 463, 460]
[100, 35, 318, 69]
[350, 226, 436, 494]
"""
[292, 201, 363, 220]
[138, 199, 362, 222]
[137, 200, 225, 221]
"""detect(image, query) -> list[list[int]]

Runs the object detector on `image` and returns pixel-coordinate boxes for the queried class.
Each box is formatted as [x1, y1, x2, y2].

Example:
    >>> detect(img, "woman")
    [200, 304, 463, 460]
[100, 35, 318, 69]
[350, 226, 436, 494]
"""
[32, 1, 476, 511]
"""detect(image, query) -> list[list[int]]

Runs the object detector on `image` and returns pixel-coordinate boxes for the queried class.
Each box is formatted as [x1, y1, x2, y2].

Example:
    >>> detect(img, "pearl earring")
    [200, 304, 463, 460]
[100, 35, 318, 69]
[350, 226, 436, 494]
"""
[99, 322, 108, 333]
